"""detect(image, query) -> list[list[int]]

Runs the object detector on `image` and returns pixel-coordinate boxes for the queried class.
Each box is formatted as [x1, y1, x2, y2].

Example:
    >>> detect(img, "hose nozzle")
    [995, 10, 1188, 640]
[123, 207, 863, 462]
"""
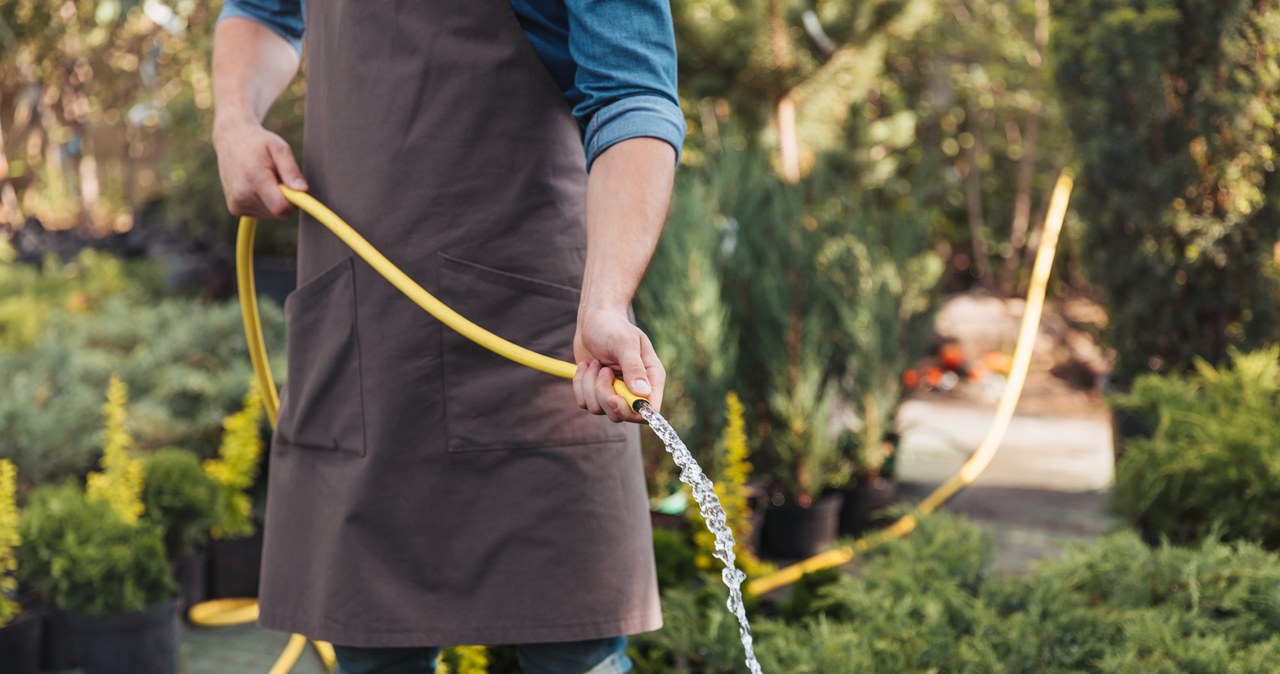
[611, 379, 649, 412]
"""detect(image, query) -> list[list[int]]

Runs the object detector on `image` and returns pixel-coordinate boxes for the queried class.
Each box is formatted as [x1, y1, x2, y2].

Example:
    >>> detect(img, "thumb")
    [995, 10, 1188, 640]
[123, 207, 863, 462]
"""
[268, 139, 308, 191]
[617, 334, 652, 398]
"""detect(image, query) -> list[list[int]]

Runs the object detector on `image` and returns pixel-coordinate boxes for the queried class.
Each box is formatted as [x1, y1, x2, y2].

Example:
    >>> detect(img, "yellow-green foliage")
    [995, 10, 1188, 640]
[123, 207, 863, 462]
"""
[691, 392, 769, 577]
[438, 646, 489, 674]
[204, 383, 265, 538]
[86, 374, 145, 525]
[0, 459, 20, 625]
[0, 245, 136, 352]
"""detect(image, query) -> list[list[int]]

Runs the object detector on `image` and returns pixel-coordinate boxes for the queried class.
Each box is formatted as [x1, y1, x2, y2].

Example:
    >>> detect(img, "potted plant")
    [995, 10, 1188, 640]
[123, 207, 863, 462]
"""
[760, 349, 849, 559]
[141, 448, 221, 616]
[837, 431, 900, 537]
[18, 483, 178, 674]
[815, 205, 942, 537]
[204, 384, 267, 598]
[18, 375, 179, 674]
[0, 459, 42, 674]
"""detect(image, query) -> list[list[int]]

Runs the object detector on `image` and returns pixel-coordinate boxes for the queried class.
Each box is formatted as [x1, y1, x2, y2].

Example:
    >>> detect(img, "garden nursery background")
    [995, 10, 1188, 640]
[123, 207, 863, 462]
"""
[1, 0, 1280, 672]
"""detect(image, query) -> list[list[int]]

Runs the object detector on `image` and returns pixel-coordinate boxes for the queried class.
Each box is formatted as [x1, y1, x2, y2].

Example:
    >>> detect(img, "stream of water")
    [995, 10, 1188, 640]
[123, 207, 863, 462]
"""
[638, 402, 764, 674]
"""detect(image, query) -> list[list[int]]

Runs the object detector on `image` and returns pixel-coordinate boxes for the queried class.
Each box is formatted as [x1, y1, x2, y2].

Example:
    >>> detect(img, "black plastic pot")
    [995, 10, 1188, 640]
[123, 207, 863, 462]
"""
[0, 609, 43, 674]
[838, 477, 899, 537]
[209, 531, 264, 599]
[171, 549, 209, 619]
[41, 603, 79, 671]
[761, 492, 844, 560]
[65, 598, 180, 674]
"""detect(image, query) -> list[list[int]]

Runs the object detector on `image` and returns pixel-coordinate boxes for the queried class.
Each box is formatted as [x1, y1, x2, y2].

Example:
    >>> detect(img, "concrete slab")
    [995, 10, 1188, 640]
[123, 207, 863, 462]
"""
[896, 396, 1119, 574]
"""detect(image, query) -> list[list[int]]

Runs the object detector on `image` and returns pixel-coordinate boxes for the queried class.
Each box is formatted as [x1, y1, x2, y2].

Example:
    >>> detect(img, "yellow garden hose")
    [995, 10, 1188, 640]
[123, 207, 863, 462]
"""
[746, 171, 1074, 597]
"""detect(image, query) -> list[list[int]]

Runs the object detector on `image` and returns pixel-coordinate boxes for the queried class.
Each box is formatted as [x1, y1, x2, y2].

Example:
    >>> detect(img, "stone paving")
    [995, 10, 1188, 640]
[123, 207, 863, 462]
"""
[896, 392, 1118, 575]
[178, 623, 329, 674]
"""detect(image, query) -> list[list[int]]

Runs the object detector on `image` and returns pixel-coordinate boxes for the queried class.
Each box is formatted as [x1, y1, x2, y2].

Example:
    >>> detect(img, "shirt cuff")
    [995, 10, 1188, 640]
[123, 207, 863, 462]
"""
[583, 95, 686, 171]
[217, 4, 303, 56]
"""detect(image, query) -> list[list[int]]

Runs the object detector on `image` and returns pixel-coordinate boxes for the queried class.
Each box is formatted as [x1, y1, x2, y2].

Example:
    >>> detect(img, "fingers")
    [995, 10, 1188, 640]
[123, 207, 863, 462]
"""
[259, 137, 303, 217]
[268, 136, 308, 191]
[575, 358, 641, 423]
[575, 360, 606, 416]
[640, 332, 665, 413]
[594, 364, 631, 423]
[615, 333, 652, 401]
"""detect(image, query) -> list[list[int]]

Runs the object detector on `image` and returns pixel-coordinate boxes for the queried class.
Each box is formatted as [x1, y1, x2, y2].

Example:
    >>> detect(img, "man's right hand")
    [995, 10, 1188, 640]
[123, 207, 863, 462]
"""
[212, 119, 307, 218]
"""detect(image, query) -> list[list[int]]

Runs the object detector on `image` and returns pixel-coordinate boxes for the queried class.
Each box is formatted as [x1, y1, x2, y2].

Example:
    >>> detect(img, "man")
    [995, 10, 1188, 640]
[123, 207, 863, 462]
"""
[210, 0, 683, 672]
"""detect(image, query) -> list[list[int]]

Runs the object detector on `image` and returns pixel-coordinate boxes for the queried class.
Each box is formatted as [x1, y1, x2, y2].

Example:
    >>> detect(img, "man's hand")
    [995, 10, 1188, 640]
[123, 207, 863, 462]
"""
[213, 120, 306, 218]
[573, 306, 665, 424]
[211, 17, 304, 218]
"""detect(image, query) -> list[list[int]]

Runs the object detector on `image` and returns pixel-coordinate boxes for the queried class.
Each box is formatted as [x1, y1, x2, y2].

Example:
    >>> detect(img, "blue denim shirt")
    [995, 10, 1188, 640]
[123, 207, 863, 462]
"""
[218, 0, 685, 169]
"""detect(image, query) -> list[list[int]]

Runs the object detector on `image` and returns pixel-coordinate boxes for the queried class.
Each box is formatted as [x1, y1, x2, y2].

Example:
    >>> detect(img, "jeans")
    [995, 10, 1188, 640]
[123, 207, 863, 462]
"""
[333, 636, 632, 674]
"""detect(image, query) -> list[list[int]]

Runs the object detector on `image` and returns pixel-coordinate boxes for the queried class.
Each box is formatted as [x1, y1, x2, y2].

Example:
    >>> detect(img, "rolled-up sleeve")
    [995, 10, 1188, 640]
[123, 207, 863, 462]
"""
[218, 0, 305, 55]
[566, 0, 686, 169]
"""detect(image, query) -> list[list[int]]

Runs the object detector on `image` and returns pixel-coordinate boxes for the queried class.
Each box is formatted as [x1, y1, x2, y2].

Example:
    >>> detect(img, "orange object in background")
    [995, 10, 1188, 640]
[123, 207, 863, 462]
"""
[924, 367, 944, 388]
[938, 342, 966, 370]
[980, 351, 1013, 376]
[902, 369, 921, 388]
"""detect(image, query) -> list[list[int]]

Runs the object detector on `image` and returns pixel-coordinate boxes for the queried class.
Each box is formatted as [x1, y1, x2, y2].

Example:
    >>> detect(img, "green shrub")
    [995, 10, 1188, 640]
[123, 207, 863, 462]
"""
[652, 526, 700, 590]
[203, 384, 266, 539]
[0, 297, 283, 486]
[1053, 0, 1280, 385]
[18, 482, 175, 616]
[635, 513, 1280, 673]
[0, 246, 163, 353]
[0, 459, 19, 625]
[141, 448, 220, 558]
[1111, 349, 1280, 548]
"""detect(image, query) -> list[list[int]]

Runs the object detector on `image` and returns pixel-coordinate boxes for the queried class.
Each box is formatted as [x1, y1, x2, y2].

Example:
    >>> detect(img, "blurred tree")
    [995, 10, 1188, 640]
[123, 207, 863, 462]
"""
[672, 0, 932, 179]
[675, 1, 1076, 296]
[0, 0, 302, 253]
[1054, 0, 1280, 384]
[837, 0, 1073, 295]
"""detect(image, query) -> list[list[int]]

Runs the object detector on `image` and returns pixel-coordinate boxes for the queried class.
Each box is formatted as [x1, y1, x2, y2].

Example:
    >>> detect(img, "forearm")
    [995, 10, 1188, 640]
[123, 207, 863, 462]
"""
[579, 137, 677, 317]
[211, 17, 300, 140]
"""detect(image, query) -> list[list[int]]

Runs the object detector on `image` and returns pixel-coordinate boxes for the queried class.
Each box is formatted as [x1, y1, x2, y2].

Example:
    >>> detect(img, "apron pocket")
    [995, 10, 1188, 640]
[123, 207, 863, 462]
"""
[277, 257, 367, 455]
[437, 251, 627, 452]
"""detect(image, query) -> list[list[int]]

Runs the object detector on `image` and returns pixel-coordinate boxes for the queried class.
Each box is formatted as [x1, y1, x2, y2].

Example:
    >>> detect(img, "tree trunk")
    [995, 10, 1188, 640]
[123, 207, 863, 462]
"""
[777, 95, 800, 182]
[1005, 0, 1051, 294]
[1004, 107, 1042, 293]
[0, 100, 24, 227]
[767, 0, 800, 182]
[964, 137, 996, 293]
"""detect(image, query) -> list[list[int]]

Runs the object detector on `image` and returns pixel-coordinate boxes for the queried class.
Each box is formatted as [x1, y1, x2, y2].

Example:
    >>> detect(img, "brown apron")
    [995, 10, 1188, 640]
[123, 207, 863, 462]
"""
[256, 0, 661, 647]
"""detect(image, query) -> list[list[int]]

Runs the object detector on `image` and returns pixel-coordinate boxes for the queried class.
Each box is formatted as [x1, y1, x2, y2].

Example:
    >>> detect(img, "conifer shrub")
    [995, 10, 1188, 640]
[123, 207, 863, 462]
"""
[1110, 348, 1280, 549]
[647, 152, 941, 504]
[634, 512, 1280, 673]
[0, 297, 283, 486]
[85, 374, 145, 524]
[0, 459, 20, 626]
[0, 245, 160, 353]
[203, 384, 266, 539]
[1053, 0, 1280, 384]
[141, 448, 221, 559]
[18, 482, 175, 616]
